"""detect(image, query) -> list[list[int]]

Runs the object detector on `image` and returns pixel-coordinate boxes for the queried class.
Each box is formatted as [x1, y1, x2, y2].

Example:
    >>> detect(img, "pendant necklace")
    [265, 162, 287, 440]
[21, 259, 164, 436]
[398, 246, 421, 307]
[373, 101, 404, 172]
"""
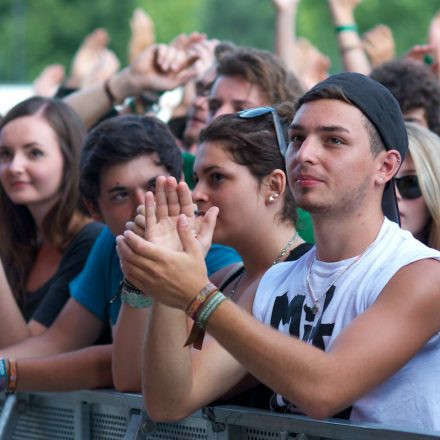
[306, 238, 376, 315]
[230, 231, 299, 297]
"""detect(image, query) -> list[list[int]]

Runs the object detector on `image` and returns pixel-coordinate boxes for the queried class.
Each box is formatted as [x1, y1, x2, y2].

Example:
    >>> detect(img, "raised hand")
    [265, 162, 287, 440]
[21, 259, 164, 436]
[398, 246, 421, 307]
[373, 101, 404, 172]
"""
[117, 42, 199, 98]
[128, 8, 155, 63]
[116, 203, 218, 310]
[361, 24, 395, 68]
[67, 28, 120, 88]
[126, 176, 215, 256]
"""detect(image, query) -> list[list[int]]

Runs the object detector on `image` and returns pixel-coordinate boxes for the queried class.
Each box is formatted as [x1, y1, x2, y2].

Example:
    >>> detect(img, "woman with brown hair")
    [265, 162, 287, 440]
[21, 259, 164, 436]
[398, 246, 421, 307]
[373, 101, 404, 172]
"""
[114, 103, 312, 404]
[0, 97, 103, 347]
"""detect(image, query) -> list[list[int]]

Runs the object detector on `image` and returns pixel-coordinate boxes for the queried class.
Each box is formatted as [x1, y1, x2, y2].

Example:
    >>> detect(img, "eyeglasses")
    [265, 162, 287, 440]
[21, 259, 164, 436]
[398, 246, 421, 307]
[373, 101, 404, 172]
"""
[394, 175, 422, 200]
[238, 107, 287, 157]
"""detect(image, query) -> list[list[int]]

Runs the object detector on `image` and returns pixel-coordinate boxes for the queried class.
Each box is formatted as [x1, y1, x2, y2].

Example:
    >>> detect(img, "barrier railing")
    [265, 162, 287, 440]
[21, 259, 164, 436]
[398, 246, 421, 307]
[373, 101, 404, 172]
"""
[0, 389, 439, 439]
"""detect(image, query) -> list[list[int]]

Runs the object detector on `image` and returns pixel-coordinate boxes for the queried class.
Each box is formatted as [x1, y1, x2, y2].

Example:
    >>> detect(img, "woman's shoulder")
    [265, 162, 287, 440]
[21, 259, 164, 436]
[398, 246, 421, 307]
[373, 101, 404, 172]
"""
[210, 262, 245, 288]
[62, 221, 105, 256]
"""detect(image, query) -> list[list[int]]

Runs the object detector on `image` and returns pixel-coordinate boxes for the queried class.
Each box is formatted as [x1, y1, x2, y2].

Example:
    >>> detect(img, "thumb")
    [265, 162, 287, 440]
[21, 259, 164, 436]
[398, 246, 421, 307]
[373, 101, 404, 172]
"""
[177, 214, 203, 257]
[197, 206, 218, 254]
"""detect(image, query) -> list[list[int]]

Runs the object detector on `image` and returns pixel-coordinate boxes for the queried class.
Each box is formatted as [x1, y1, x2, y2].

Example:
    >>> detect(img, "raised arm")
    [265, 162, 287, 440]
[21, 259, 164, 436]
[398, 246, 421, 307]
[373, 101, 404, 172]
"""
[64, 43, 199, 129]
[272, 0, 300, 75]
[328, 0, 371, 74]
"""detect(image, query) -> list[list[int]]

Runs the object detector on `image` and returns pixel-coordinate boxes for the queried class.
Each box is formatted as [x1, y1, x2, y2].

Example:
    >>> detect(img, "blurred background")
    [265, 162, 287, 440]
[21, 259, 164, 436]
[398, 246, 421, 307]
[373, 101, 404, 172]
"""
[1, 0, 440, 112]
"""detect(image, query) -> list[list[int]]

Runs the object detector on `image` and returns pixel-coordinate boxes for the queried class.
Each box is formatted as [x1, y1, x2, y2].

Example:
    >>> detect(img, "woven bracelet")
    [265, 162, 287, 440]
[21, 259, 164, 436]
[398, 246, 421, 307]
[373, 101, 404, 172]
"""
[196, 291, 228, 330]
[186, 282, 218, 319]
[7, 358, 17, 394]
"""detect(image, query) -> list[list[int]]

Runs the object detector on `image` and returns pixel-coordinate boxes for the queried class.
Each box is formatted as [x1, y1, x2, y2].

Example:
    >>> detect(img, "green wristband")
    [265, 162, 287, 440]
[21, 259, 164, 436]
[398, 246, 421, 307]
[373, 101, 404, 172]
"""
[335, 24, 358, 33]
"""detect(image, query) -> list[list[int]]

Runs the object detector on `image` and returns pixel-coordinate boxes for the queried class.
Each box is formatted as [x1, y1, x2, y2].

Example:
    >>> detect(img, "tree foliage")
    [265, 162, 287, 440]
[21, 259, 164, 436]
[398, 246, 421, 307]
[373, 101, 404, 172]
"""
[1, 0, 440, 83]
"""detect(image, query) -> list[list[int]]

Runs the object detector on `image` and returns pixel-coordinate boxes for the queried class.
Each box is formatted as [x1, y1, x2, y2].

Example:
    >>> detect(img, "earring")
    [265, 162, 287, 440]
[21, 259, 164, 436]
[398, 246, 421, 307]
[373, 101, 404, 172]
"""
[379, 177, 384, 183]
[268, 193, 279, 202]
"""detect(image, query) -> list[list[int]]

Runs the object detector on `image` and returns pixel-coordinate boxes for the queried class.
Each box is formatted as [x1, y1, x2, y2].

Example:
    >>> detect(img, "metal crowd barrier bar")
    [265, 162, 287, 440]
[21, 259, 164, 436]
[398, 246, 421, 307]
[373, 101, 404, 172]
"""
[0, 389, 439, 439]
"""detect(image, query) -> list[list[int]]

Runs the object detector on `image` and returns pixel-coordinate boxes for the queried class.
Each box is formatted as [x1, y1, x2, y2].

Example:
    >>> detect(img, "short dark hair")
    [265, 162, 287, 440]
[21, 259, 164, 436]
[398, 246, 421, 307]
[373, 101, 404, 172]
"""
[216, 47, 304, 106]
[296, 86, 385, 155]
[199, 103, 297, 225]
[80, 115, 183, 210]
[370, 59, 440, 136]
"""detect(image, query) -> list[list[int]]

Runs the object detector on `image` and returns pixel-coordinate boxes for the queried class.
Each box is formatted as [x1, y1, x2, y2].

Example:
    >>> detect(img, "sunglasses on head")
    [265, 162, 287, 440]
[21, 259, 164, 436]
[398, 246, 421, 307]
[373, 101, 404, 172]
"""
[394, 175, 422, 200]
[238, 107, 287, 157]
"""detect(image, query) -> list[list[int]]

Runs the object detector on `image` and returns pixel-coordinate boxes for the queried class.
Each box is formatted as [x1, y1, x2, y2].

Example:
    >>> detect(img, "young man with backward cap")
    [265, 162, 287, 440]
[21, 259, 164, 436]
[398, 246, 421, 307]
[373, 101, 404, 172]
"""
[116, 72, 440, 430]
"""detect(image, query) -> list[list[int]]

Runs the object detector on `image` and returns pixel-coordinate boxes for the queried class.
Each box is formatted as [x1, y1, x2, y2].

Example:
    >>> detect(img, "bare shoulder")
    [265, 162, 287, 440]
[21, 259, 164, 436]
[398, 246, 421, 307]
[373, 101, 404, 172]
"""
[377, 258, 440, 329]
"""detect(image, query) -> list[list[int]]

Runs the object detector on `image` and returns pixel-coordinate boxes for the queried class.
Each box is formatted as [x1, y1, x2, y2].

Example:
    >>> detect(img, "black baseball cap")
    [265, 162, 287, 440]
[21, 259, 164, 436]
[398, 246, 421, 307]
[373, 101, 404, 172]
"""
[299, 72, 408, 224]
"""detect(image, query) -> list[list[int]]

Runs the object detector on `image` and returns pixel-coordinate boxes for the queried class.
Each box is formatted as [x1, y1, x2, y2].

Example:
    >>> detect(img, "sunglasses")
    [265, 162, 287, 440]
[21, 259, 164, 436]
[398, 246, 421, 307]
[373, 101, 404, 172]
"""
[238, 107, 287, 157]
[394, 175, 422, 200]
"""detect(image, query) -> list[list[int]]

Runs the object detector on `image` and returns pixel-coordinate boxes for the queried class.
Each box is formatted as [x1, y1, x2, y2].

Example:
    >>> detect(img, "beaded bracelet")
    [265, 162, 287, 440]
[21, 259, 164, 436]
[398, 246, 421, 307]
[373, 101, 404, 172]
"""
[335, 24, 358, 33]
[119, 277, 152, 308]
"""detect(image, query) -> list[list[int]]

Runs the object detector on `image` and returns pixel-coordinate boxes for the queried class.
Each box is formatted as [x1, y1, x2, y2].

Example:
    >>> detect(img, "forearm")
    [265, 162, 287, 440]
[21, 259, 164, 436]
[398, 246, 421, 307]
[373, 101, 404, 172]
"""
[205, 300, 347, 419]
[329, 2, 371, 74]
[274, 2, 298, 73]
[112, 304, 150, 392]
[143, 302, 196, 420]
[0, 263, 30, 347]
[16, 345, 113, 392]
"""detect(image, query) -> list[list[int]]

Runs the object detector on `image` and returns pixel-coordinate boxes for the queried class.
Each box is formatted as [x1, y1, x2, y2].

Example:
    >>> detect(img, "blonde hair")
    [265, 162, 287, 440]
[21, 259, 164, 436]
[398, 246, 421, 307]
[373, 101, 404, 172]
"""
[405, 122, 440, 249]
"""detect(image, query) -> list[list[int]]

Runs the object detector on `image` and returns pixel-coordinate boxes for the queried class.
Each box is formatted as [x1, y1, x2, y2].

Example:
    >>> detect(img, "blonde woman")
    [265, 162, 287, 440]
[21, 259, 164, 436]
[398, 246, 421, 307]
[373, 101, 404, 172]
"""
[395, 122, 440, 249]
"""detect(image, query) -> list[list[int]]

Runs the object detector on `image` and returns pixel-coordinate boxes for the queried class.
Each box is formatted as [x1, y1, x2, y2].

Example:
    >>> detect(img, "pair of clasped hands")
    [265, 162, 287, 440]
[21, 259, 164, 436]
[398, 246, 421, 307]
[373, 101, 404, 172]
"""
[116, 176, 217, 311]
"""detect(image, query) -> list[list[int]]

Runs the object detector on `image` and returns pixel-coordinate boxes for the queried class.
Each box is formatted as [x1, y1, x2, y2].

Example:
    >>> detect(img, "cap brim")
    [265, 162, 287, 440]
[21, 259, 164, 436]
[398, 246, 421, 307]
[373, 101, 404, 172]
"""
[382, 178, 400, 225]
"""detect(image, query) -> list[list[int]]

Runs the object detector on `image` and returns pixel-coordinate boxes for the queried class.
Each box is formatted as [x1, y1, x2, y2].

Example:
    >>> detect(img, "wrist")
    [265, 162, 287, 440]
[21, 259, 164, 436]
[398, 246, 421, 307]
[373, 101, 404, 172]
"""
[110, 69, 135, 102]
[335, 23, 358, 33]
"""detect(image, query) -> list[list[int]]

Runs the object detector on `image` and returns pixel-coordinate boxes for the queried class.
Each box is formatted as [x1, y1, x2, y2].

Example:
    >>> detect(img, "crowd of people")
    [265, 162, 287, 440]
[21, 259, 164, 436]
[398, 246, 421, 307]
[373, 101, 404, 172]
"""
[0, 0, 439, 433]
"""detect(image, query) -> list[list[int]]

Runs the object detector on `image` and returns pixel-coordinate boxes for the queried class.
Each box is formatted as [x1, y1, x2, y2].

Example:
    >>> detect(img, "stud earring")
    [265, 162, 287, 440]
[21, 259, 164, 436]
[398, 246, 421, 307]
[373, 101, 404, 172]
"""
[268, 193, 279, 202]
[379, 177, 384, 183]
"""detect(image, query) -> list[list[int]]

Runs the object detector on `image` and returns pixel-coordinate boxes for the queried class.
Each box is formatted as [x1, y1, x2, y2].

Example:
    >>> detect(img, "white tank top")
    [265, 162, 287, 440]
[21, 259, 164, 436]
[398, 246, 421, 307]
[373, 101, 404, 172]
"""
[253, 218, 440, 430]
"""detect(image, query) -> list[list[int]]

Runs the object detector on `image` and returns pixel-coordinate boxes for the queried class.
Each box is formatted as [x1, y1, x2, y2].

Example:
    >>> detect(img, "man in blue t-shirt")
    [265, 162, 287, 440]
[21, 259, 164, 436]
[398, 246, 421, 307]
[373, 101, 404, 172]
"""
[0, 114, 240, 392]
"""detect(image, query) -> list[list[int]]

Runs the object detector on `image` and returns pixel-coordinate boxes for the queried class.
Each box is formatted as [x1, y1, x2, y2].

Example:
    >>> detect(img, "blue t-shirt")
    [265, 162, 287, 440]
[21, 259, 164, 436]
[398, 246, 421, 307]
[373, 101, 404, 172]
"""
[69, 226, 241, 326]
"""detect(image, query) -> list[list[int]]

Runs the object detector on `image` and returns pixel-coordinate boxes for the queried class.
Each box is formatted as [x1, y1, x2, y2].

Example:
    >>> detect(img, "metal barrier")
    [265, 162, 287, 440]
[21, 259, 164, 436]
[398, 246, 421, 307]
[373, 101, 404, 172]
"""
[0, 389, 439, 440]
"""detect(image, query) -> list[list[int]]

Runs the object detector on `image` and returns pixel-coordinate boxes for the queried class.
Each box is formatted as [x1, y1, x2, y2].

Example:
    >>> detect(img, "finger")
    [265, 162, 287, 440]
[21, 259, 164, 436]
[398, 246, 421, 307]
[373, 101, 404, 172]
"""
[116, 236, 158, 291]
[121, 230, 165, 262]
[197, 206, 218, 254]
[175, 66, 198, 85]
[136, 204, 145, 216]
[125, 220, 145, 237]
[177, 181, 195, 218]
[176, 214, 203, 257]
[155, 176, 169, 220]
[145, 190, 158, 233]
[166, 176, 180, 217]
[155, 44, 175, 71]
[133, 213, 146, 230]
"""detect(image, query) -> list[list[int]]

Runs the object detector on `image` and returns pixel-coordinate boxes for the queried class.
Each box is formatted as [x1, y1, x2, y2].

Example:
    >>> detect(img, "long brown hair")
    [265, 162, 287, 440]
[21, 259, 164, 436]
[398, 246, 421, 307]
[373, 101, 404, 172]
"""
[0, 97, 86, 305]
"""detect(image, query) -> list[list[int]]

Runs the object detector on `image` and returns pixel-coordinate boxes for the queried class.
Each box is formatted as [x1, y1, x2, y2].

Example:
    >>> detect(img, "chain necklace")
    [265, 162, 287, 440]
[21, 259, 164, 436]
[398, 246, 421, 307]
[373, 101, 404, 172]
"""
[306, 238, 376, 315]
[231, 231, 299, 297]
